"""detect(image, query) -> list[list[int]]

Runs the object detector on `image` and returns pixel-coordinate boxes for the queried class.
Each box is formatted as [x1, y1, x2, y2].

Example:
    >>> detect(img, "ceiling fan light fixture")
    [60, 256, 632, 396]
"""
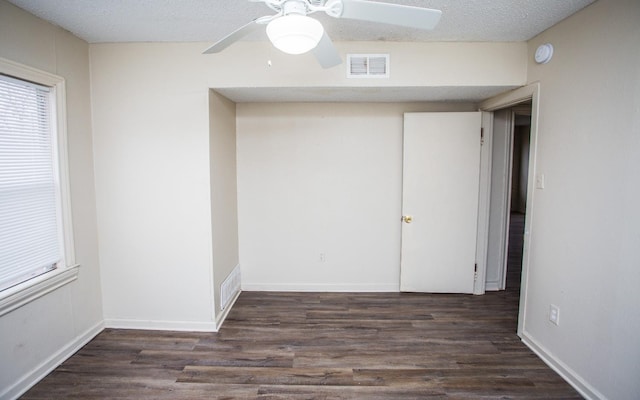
[266, 14, 324, 55]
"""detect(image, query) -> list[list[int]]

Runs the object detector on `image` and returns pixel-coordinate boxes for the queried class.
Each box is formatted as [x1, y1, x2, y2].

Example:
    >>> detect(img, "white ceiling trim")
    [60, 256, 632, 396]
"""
[214, 85, 520, 103]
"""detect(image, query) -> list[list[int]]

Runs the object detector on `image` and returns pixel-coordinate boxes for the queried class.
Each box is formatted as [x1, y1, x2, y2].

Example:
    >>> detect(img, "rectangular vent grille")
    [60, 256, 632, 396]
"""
[220, 265, 241, 311]
[347, 54, 390, 78]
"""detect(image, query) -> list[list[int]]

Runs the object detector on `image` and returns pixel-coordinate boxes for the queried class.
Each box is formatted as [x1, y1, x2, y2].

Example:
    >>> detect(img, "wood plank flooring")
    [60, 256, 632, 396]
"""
[22, 288, 582, 399]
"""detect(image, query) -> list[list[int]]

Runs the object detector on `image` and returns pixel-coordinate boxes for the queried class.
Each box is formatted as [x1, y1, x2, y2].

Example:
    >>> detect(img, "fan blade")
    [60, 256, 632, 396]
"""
[203, 20, 262, 54]
[312, 32, 342, 69]
[337, 0, 442, 30]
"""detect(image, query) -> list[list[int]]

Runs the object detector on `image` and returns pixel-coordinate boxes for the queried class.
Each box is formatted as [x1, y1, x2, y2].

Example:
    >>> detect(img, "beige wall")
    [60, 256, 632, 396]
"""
[523, 0, 640, 398]
[90, 44, 216, 330]
[89, 40, 526, 330]
[200, 41, 527, 89]
[209, 91, 240, 318]
[0, 1, 103, 397]
[236, 102, 476, 291]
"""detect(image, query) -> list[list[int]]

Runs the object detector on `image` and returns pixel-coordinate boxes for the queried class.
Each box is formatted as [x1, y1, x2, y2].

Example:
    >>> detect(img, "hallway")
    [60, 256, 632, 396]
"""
[506, 212, 525, 292]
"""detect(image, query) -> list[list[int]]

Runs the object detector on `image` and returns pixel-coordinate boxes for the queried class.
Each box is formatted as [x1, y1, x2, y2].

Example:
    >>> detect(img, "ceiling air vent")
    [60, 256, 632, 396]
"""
[347, 54, 390, 78]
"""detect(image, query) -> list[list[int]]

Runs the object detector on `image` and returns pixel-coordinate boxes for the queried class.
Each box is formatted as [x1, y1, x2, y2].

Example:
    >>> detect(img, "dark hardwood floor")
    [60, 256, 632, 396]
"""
[22, 281, 582, 399]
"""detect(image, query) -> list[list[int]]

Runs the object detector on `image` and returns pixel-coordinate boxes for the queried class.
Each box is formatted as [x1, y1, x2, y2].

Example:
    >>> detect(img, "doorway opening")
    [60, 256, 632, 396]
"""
[506, 105, 531, 293]
[486, 101, 532, 296]
[479, 83, 539, 337]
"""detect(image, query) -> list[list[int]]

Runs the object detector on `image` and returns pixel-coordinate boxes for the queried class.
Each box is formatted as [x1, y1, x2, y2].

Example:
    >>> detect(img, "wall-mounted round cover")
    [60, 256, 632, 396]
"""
[535, 43, 554, 64]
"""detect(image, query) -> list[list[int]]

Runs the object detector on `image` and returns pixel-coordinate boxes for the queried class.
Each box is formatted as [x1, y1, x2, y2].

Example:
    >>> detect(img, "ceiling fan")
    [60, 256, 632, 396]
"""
[203, 0, 442, 69]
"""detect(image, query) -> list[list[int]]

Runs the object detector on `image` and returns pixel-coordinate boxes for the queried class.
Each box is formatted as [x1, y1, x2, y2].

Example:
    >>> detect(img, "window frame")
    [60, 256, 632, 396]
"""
[0, 57, 78, 317]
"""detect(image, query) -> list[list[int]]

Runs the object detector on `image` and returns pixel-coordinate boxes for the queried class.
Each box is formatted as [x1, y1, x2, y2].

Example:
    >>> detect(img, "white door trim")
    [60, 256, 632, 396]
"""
[479, 83, 540, 337]
[473, 112, 493, 294]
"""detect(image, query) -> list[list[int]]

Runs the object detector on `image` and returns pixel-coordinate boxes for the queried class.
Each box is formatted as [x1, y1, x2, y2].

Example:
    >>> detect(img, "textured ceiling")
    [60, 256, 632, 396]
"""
[6, 0, 595, 102]
[8, 0, 595, 44]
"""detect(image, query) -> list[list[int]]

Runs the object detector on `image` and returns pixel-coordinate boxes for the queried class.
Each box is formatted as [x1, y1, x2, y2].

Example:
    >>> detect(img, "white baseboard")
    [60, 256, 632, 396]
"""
[103, 318, 217, 332]
[485, 281, 501, 291]
[521, 330, 606, 400]
[241, 283, 399, 292]
[1, 320, 104, 400]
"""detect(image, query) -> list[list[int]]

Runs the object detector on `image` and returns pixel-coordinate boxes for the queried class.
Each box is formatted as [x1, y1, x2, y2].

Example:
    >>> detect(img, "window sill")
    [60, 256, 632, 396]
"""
[0, 265, 80, 318]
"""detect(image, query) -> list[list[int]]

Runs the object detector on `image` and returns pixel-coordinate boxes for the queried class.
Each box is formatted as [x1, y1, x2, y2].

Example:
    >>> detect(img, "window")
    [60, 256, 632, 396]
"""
[0, 74, 60, 290]
[0, 57, 77, 316]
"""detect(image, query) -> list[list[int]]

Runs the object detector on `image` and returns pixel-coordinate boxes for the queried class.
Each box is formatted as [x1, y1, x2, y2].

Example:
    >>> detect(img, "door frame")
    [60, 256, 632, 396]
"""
[484, 108, 515, 292]
[475, 83, 540, 337]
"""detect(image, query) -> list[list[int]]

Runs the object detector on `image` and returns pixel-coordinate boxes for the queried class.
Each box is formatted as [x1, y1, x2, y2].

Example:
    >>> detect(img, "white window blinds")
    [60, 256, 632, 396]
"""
[0, 74, 60, 291]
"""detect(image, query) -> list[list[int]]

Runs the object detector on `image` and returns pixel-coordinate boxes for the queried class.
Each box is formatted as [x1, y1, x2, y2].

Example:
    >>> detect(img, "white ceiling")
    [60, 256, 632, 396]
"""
[7, 0, 595, 103]
[7, 0, 595, 44]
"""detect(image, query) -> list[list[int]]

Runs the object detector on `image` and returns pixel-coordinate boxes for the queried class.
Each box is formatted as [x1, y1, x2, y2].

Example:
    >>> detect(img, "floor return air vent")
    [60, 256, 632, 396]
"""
[220, 266, 241, 311]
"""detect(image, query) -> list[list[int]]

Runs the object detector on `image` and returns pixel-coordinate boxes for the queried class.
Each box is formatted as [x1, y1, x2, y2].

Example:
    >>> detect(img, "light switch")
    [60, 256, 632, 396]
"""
[549, 304, 560, 325]
[536, 173, 545, 189]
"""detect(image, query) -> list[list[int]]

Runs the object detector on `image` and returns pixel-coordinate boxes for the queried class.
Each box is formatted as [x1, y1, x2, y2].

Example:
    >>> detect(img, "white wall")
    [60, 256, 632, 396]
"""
[522, 0, 640, 398]
[0, 1, 103, 398]
[237, 102, 476, 291]
[209, 91, 240, 318]
[89, 40, 526, 327]
[90, 45, 216, 330]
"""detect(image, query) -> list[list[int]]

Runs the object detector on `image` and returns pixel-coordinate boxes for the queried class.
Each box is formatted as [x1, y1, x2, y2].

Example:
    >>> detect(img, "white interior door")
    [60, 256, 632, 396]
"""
[485, 108, 513, 291]
[400, 112, 482, 293]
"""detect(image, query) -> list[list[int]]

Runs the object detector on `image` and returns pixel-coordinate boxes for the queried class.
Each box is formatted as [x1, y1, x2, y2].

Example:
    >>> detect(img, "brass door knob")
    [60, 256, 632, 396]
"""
[402, 215, 413, 224]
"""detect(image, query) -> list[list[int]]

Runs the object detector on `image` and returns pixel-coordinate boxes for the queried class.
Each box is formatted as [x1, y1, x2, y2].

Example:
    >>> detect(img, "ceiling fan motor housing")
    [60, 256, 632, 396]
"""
[282, 0, 311, 16]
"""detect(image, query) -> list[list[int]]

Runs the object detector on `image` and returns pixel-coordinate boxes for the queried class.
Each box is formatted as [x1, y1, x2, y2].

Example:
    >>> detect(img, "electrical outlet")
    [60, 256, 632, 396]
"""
[549, 304, 560, 325]
[319, 253, 326, 263]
